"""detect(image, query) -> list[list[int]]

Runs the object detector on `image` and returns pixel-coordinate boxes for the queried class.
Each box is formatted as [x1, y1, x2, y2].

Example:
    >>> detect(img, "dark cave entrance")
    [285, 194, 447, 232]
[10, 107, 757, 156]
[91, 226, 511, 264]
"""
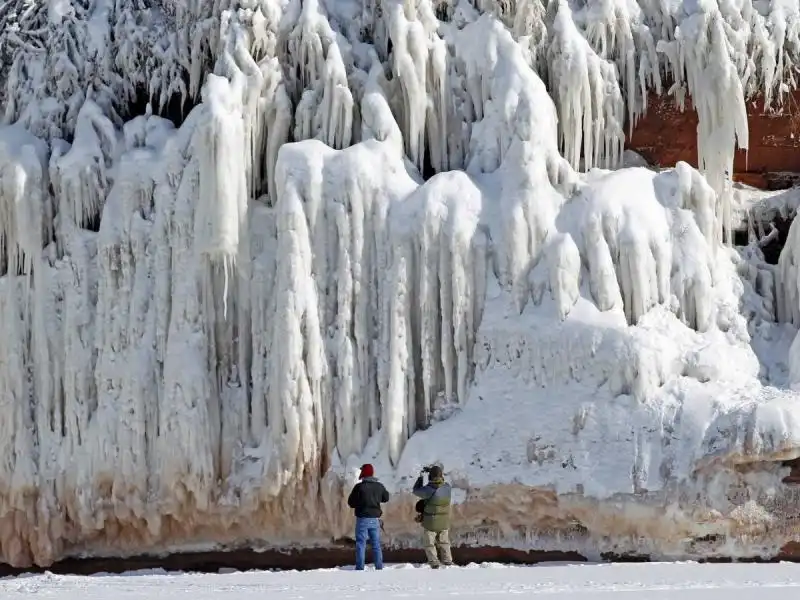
[731, 175, 800, 266]
[122, 82, 198, 128]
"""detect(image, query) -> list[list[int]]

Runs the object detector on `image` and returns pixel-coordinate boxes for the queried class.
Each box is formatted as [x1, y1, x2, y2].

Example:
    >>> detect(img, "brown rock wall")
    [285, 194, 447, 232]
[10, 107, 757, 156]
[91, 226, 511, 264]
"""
[626, 90, 800, 187]
[4, 543, 800, 576]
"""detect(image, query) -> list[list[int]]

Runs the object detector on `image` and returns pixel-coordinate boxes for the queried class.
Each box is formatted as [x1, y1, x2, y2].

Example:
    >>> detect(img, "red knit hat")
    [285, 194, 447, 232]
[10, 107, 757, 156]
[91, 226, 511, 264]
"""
[359, 463, 374, 479]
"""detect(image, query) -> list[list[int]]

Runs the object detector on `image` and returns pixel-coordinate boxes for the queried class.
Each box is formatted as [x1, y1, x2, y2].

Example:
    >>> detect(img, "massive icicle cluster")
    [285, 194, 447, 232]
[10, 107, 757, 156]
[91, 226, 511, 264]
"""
[2, 0, 800, 569]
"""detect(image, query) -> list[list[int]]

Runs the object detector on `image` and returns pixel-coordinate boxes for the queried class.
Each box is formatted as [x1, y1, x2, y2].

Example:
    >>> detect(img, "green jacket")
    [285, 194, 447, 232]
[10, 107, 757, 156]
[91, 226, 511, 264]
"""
[413, 476, 452, 532]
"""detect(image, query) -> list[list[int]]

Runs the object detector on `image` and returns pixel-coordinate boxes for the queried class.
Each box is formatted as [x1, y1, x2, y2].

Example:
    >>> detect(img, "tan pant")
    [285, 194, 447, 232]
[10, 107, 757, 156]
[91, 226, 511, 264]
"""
[423, 529, 453, 567]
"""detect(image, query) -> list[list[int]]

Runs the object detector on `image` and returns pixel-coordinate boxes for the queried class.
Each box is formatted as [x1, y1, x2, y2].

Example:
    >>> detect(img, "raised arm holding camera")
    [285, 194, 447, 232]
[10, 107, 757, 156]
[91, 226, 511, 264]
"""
[412, 464, 453, 569]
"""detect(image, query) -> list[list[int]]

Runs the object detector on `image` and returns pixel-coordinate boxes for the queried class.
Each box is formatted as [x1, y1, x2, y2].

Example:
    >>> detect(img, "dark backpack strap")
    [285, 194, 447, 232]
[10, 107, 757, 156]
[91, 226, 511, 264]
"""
[415, 485, 437, 522]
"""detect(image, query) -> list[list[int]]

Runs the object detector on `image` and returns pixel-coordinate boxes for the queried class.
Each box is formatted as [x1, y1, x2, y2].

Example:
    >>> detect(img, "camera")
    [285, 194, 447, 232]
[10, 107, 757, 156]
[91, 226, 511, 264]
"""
[421, 465, 432, 474]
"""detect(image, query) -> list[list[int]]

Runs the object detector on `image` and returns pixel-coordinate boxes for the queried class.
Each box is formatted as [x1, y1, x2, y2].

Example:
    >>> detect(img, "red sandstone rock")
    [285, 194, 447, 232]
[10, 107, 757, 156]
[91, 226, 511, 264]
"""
[626, 90, 800, 188]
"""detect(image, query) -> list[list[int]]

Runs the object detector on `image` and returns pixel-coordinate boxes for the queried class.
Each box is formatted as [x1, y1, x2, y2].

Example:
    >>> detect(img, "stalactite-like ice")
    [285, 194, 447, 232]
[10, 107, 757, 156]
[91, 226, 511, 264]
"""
[1, 0, 800, 569]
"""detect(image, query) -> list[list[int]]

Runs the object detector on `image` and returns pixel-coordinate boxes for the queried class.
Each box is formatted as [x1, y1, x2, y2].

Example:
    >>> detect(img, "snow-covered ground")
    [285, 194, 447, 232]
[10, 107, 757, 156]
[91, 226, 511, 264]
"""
[5, 562, 800, 599]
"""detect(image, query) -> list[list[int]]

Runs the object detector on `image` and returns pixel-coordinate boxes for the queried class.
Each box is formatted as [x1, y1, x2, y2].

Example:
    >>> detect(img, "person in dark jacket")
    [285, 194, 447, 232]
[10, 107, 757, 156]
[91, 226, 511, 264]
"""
[347, 463, 390, 570]
[413, 464, 453, 568]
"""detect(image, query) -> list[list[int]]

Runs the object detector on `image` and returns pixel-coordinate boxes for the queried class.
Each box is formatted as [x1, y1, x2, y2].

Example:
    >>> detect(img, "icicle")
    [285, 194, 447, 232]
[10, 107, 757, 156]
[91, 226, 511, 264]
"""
[193, 74, 248, 264]
[777, 217, 800, 326]
[386, 251, 411, 466]
[547, 0, 625, 171]
[388, 2, 429, 172]
[0, 126, 49, 276]
[657, 3, 749, 217]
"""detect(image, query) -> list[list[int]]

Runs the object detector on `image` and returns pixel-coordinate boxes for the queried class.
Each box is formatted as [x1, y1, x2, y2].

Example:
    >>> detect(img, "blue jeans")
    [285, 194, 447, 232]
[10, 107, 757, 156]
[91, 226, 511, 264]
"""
[355, 517, 383, 570]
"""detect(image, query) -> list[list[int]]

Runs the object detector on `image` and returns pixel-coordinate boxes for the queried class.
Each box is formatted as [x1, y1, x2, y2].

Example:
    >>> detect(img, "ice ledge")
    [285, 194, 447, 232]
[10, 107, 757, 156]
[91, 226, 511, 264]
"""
[5, 469, 800, 569]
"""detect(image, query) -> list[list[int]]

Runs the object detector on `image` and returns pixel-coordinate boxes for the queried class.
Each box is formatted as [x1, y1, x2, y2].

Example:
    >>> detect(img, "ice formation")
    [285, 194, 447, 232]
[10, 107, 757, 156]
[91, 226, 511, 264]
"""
[2, 0, 800, 569]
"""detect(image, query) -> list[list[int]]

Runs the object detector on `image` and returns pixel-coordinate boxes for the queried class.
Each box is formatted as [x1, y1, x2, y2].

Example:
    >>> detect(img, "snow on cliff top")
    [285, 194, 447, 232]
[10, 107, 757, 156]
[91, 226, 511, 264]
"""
[0, 0, 800, 568]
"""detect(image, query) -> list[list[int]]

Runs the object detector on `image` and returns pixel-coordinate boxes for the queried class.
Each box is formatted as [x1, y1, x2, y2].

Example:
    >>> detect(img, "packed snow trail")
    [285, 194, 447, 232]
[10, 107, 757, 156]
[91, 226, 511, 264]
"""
[4, 563, 800, 599]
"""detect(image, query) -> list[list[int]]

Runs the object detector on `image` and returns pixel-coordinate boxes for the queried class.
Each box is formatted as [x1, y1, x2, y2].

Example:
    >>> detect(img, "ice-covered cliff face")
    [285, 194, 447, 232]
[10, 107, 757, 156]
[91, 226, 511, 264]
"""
[2, 0, 800, 568]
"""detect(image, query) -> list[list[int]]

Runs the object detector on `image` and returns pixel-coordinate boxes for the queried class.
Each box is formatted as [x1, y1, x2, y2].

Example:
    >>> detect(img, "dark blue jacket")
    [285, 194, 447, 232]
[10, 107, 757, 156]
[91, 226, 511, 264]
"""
[348, 477, 390, 518]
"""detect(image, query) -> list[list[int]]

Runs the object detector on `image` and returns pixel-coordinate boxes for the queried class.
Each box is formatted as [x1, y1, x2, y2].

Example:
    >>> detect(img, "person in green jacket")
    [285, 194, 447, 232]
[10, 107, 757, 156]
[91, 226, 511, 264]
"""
[412, 464, 453, 568]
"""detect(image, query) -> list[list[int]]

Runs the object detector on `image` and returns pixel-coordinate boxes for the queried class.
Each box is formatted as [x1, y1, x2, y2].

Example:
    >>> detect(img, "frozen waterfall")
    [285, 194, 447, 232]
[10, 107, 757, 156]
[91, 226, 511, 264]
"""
[1, 0, 800, 569]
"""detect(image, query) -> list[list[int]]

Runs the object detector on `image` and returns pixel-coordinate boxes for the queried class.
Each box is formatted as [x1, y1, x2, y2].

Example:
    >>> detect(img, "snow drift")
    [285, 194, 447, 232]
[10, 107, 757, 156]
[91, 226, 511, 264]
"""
[1, 0, 800, 568]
